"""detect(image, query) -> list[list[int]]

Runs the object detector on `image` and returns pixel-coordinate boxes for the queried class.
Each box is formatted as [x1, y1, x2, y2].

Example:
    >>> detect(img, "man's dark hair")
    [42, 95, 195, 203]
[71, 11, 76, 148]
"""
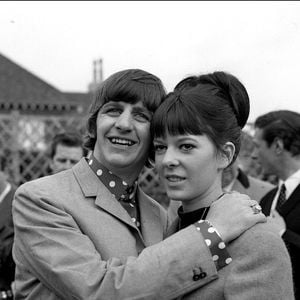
[254, 110, 300, 156]
[50, 131, 87, 158]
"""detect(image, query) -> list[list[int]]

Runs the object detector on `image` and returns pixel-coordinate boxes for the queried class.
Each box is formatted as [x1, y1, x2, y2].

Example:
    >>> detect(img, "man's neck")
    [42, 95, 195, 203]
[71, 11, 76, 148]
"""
[277, 155, 300, 181]
[90, 152, 142, 186]
[104, 165, 142, 186]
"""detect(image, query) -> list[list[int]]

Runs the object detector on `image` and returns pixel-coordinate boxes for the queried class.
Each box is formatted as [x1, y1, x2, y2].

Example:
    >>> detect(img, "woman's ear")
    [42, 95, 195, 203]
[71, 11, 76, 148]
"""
[219, 142, 235, 169]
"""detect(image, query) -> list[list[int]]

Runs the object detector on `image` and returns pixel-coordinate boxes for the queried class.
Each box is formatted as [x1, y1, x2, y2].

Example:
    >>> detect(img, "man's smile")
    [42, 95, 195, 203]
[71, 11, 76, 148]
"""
[108, 137, 136, 146]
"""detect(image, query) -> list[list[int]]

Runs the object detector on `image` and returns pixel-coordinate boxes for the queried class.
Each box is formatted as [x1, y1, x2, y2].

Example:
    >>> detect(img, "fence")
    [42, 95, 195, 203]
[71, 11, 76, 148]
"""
[0, 111, 167, 203]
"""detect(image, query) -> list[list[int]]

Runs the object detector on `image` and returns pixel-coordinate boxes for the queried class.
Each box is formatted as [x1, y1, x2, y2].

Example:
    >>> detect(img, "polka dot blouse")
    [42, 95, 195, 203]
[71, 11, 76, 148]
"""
[178, 206, 232, 270]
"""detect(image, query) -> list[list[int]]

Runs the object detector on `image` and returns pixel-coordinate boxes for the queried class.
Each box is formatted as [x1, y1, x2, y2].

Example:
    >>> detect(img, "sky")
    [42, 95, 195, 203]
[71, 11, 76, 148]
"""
[1, 1, 300, 122]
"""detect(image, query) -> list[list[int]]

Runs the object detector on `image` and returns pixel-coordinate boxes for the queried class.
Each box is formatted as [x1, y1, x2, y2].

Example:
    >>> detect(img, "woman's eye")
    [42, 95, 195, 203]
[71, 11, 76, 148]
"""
[154, 144, 166, 153]
[180, 144, 195, 151]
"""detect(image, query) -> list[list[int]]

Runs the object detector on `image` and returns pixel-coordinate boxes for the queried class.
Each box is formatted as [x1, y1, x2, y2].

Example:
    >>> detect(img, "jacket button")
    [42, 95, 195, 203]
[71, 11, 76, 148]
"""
[193, 272, 207, 281]
[193, 274, 201, 281]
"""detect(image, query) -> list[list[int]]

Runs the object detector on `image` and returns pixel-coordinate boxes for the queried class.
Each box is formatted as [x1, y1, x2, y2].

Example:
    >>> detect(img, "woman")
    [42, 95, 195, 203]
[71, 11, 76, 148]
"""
[151, 71, 294, 299]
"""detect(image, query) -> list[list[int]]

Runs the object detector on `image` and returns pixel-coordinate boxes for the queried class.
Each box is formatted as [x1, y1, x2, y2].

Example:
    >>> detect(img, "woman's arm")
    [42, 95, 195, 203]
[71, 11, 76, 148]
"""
[224, 222, 294, 299]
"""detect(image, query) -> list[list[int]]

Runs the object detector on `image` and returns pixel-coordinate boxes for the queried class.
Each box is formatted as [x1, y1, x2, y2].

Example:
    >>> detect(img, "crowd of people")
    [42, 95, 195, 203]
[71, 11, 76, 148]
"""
[0, 68, 299, 299]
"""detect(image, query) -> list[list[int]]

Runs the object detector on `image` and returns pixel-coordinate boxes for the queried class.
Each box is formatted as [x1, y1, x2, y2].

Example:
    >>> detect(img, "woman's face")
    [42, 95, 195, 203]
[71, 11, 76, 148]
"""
[154, 132, 226, 210]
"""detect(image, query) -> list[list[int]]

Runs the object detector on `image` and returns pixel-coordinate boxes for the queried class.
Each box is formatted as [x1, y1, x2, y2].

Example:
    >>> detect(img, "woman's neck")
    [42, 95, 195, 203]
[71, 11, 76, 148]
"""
[181, 186, 224, 213]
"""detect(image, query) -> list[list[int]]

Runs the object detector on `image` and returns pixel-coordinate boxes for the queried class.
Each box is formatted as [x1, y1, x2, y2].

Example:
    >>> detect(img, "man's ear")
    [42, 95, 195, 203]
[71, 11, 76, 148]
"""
[219, 142, 235, 169]
[273, 137, 284, 155]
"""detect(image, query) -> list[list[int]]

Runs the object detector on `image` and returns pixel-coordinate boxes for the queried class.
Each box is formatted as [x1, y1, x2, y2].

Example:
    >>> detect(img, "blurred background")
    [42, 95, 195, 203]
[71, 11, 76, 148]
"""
[0, 1, 299, 197]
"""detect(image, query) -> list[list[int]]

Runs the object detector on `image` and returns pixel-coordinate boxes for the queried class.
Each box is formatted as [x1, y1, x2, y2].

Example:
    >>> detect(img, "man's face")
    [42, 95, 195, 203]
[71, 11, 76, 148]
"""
[252, 128, 277, 176]
[50, 144, 84, 174]
[237, 152, 262, 177]
[93, 101, 152, 178]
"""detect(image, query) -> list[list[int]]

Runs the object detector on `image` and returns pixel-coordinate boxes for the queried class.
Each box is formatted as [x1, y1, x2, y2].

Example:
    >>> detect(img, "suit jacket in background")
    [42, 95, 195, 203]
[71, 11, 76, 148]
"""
[0, 185, 16, 292]
[231, 168, 275, 202]
[260, 184, 300, 299]
[13, 158, 219, 300]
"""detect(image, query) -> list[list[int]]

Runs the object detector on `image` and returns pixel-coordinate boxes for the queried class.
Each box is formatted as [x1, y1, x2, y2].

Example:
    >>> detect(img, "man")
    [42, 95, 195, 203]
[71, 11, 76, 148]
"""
[0, 172, 16, 300]
[49, 131, 88, 174]
[253, 110, 300, 299]
[13, 69, 265, 299]
[222, 160, 275, 201]
[222, 131, 275, 202]
[237, 131, 264, 178]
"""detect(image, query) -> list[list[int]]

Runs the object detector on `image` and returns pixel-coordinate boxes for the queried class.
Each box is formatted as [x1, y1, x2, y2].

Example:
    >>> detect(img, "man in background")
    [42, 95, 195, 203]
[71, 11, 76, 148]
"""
[222, 131, 275, 201]
[0, 172, 16, 300]
[253, 110, 300, 299]
[49, 131, 88, 174]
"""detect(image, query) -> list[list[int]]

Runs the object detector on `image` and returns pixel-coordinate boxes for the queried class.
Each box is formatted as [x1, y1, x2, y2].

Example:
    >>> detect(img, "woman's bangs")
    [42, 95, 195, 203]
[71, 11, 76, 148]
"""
[152, 98, 201, 138]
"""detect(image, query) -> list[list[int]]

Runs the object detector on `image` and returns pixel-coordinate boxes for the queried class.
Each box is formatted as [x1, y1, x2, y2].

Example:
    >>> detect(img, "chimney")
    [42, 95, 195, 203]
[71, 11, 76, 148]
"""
[88, 58, 103, 93]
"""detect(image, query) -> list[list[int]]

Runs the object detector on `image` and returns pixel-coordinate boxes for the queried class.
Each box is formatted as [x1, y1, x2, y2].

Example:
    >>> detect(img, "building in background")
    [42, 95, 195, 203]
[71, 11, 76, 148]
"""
[0, 52, 100, 184]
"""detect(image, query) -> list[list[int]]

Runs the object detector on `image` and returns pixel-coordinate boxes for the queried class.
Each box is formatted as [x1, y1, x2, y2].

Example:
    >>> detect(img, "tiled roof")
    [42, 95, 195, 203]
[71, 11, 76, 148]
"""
[63, 92, 93, 114]
[0, 52, 90, 113]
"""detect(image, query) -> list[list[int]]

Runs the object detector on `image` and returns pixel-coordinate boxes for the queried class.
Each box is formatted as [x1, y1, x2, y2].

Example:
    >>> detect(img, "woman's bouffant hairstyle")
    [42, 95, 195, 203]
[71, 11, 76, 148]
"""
[84, 69, 167, 166]
[151, 71, 250, 165]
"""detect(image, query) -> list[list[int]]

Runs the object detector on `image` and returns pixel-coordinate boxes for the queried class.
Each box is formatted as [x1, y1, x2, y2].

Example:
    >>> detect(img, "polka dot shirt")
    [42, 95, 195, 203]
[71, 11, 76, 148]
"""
[178, 206, 232, 270]
[87, 154, 140, 229]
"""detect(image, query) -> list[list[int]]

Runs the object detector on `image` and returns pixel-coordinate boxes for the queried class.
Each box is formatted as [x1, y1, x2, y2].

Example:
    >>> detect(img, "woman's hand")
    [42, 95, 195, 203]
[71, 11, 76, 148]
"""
[206, 192, 266, 243]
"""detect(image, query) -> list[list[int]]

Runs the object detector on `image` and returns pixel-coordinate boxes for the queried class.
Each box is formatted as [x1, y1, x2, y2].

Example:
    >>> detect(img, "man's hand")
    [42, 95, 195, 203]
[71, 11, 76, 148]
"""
[206, 192, 266, 243]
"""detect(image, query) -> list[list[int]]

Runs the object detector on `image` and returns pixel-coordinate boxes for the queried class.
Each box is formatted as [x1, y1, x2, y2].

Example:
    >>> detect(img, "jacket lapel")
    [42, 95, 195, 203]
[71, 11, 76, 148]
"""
[95, 186, 137, 230]
[72, 158, 139, 230]
[72, 158, 99, 197]
[260, 187, 278, 216]
[279, 183, 300, 217]
[137, 187, 165, 246]
[73, 159, 166, 246]
[166, 217, 180, 237]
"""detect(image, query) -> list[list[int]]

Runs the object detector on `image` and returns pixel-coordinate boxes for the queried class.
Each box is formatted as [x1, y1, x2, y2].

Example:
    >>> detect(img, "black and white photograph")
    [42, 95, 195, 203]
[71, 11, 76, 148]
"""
[0, 1, 299, 299]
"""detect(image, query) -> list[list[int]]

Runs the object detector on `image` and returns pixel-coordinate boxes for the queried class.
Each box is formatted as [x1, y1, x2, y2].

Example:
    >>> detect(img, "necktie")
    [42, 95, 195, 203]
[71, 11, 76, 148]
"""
[276, 183, 286, 209]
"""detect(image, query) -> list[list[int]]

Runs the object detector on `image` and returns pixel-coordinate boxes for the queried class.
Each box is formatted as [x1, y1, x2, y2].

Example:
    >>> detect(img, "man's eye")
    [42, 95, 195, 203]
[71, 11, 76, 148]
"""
[106, 108, 122, 116]
[57, 158, 67, 163]
[134, 112, 151, 122]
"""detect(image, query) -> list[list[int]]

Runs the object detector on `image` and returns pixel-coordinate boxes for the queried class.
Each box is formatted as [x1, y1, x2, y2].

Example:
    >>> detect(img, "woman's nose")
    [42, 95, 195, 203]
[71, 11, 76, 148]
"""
[162, 148, 179, 168]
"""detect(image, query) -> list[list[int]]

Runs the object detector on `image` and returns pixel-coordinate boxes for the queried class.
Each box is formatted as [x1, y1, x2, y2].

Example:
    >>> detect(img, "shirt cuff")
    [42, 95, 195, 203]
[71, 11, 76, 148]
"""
[194, 220, 232, 270]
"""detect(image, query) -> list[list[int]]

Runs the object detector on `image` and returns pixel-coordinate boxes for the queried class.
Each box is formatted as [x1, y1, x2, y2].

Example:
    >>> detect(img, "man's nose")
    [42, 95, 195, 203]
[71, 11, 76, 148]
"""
[115, 111, 133, 131]
[64, 160, 73, 169]
[251, 148, 258, 160]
